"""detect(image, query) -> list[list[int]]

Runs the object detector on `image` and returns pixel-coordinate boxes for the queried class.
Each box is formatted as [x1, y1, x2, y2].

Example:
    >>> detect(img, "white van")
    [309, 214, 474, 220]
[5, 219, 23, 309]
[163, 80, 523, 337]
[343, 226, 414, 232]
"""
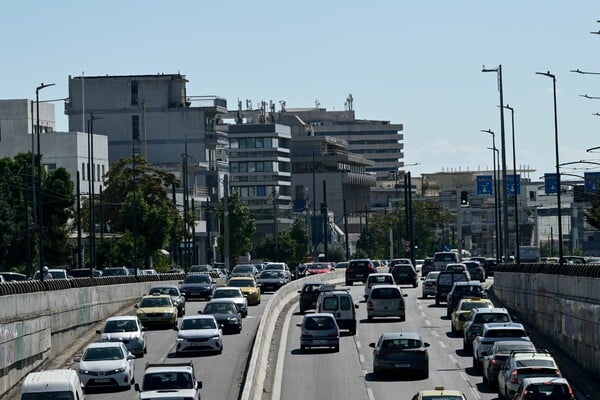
[316, 289, 358, 335]
[20, 369, 85, 400]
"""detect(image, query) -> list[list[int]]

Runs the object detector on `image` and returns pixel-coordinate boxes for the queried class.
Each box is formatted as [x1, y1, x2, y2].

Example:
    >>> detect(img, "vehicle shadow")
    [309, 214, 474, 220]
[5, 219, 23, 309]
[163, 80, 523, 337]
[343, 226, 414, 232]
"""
[475, 381, 497, 394]
[364, 371, 426, 382]
[454, 348, 471, 358]
[359, 318, 404, 324]
[84, 385, 131, 394]
[290, 348, 337, 355]
[167, 350, 221, 358]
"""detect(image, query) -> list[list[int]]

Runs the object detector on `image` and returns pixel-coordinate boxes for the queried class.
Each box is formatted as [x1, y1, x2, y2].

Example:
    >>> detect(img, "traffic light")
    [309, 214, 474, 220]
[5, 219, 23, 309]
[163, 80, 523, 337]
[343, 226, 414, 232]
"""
[460, 190, 469, 206]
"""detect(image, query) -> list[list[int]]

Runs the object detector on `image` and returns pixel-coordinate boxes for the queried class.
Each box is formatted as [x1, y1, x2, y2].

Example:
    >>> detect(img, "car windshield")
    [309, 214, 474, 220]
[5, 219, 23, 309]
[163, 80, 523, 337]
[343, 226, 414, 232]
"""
[143, 372, 194, 390]
[304, 316, 335, 330]
[140, 297, 172, 308]
[459, 301, 491, 311]
[22, 392, 75, 400]
[103, 268, 127, 276]
[228, 279, 254, 287]
[82, 346, 124, 361]
[214, 289, 242, 298]
[233, 265, 254, 273]
[309, 264, 329, 270]
[104, 319, 137, 333]
[204, 303, 237, 314]
[149, 287, 179, 296]
[185, 275, 211, 283]
[181, 318, 216, 330]
[496, 344, 535, 354]
[382, 338, 421, 350]
[260, 271, 283, 278]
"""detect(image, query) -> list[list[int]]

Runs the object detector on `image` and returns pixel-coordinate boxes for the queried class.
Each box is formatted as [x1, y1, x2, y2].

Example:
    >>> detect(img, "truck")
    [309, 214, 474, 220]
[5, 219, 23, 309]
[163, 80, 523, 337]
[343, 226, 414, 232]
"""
[134, 361, 202, 399]
[518, 246, 541, 263]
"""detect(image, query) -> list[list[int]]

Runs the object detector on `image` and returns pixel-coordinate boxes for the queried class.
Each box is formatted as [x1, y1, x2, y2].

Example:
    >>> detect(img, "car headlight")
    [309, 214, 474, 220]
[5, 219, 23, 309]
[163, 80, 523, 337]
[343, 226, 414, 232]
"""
[227, 316, 238, 321]
[163, 312, 174, 317]
[110, 367, 126, 374]
[177, 336, 185, 342]
[78, 369, 91, 375]
[279, 280, 285, 284]
[211, 335, 221, 340]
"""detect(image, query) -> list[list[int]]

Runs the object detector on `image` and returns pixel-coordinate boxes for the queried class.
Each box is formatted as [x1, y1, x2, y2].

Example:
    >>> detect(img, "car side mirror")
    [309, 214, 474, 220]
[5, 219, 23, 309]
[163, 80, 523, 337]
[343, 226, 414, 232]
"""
[134, 304, 139, 308]
[296, 323, 302, 327]
[403, 293, 408, 297]
[297, 290, 301, 294]
[423, 342, 430, 347]
[368, 343, 376, 348]
[128, 354, 136, 360]
[178, 281, 183, 284]
[134, 383, 141, 392]
[95, 329, 101, 334]
[173, 326, 179, 331]
[354, 304, 359, 309]
[197, 381, 203, 389]
[197, 310, 203, 314]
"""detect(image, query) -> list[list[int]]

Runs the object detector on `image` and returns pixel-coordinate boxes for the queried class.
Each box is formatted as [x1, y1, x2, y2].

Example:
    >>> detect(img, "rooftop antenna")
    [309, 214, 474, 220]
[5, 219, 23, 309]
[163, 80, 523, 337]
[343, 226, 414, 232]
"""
[346, 93, 354, 111]
[315, 98, 320, 108]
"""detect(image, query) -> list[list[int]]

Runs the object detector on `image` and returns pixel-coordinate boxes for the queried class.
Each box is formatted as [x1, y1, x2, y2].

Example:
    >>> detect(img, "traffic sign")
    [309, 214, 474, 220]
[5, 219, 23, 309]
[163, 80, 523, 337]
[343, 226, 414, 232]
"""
[505, 174, 521, 196]
[584, 172, 600, 194]
[545, 173, 558, 194]
[476, 175, 493, 196]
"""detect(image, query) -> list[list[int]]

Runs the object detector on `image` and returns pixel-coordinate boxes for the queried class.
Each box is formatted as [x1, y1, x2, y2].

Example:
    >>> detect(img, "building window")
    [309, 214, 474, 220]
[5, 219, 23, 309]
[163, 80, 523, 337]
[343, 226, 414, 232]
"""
[131, 81, 138, 105]
[132, 115, 140, 140]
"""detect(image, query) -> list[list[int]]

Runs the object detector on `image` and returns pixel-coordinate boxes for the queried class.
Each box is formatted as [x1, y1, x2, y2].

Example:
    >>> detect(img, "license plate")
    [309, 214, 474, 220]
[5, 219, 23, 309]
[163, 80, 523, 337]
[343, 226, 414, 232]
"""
[313, 340, 327, 345]
[95, 378, 110, 383]
[355, 274, 364, 277]
[395, 363, 410, 368]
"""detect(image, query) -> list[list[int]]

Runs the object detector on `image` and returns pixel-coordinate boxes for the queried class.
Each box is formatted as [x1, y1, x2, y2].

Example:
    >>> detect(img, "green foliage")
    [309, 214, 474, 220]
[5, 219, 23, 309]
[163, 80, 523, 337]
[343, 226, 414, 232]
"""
[326, 242, 346, 263]
[216, 192, 256, 264]
[584, 190, 600, 230]
[253, 217, 309, 266]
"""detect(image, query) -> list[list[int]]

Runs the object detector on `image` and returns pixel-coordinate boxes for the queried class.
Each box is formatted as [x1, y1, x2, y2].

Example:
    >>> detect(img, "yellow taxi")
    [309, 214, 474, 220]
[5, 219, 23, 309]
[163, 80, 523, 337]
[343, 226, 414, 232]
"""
[135, 293, 178, 328]
[451, 297, 494, 334]
[411, 387, 468, 400]
[227, 277, 261, 305]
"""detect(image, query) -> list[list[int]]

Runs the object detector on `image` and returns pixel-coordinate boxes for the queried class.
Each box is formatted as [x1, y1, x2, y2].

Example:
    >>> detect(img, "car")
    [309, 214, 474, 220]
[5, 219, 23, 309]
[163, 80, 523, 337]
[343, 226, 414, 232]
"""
[435, 270, 471, 306]
[141, 268, 158, 275]
[101, 267, 130, 276]
[201, 299, 243, 334]
[0, 271, 28, 281]
[497, 350, 562, 399]
[69, 268, 102, 278]
[366, 284, 408, 321]
[297, 283, 335, 313]
[304, 262, 333, 276]
[482, 258, 498, 276]
[345, 259, 377, 285]
[226, 276, 261, 305]
[297, 312, 340, 352]
[179, 273, 216, 300]
[211, 287, 248, 317]
[512, 377, 576, 400]
[472, 322, 530, 372]
[263, 262, 292, 280]
[230, 264, 259, 279]
[188, 264, 212, 274]
[369, 332, 430, 378]
[20, 369, 86, 400]
[463, 307, 512, 351]
[451, 297, 494, 334]
[446, 281, 486, 317]
[134, 361, 202, 399]
[433, 251, 459, 271]
[148, 284, 186, 317]
[420, 257, 435, 277]
[96, 315, 147, 357]
[174, 314, 223, 355]
[335, 261, 349, 269]
[135, 294, 178, 328]
[316, 289, 358, 335]
[445, 262, 470, 274]
[75, 341, 135, 390]
[387, 258, 413, 271]
[389, 263, 418, 287]
[463, 260, 486, 282]
[482, 340, 537, 389]
[421, 271, 440, 298]
[364, 272, 396, 300]
[257, 269, 289, 292]
[33, 268, 69, 280]
[410, 386, 468, 400]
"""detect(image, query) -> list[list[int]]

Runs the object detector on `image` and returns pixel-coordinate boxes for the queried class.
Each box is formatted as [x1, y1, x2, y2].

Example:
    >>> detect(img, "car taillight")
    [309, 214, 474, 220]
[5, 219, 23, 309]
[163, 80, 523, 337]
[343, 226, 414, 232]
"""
[491, 359, 497, 365]
[398, 302, 405, 310]
[568, 385, 575, 400]
[367, 301, 373, 309]
[511, 370, 518, 384]
[301, 334, 313, 339]
[327, 333, 338, 338]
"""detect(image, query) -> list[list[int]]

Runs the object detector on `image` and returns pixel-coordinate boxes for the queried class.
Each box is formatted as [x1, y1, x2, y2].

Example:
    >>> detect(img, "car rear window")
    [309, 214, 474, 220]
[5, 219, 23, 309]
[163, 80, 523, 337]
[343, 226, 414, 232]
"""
[515, 359, 556, 368]
[382, 338, 421, 349]
[368, 275, 394, 284]
[487, 329, 526, 337]
[474, 313, 510, 323]
[371, 287, 401, 299]
[304, 316, 335, 330]
[350, 261, 370, 268]
[525, 383, 569, 397]
[340, 295, 352, 310]
[322, 296, 339, 311]
[434, 253, 458, 262]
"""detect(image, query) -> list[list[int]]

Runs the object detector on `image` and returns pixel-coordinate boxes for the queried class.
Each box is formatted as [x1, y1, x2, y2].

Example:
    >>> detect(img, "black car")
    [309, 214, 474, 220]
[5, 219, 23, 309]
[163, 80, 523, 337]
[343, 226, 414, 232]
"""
[257, 270, 289, 292]
[297, 283, 336, 313]
[421, 258, 435, 277]
[179, 274, 216, 300]
[70, 268, 102, 278]
[202, 299, 243, 334]
[445, 281, 485, 317]
[389, 263, 418, 287]
[345, 259, 377, 285]
[435, 270, 470, 306]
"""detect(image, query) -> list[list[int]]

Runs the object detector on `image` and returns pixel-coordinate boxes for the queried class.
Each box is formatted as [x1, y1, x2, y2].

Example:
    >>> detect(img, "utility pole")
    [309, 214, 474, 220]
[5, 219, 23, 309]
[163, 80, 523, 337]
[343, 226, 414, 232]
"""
[343, 199, 349, 259]
[224, 174, 230, 270]
[322, 180, 328, 261]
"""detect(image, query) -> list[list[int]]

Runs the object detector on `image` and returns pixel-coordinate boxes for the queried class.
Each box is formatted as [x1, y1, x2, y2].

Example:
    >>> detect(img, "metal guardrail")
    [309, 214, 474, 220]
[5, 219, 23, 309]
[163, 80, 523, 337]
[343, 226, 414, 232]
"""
[495, 262, 600, 277]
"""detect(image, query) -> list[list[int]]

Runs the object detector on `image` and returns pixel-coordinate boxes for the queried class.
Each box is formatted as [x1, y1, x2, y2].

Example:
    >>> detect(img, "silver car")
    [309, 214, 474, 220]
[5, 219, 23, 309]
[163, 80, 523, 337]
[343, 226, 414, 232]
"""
[211, 287, 249, 317]
[96, 316, 146, 357]
[76, 342, 135, 389]
[421, 271, 440, 298]
[366, 284, 408, 321]
[297, 313, 340, 352]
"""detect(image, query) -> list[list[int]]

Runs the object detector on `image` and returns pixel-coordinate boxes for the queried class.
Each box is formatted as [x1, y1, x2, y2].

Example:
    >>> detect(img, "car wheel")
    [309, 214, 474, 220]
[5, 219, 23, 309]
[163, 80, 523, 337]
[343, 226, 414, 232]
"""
[345, 280, 351, 286]
[300, 345, 307, 352]
[367, 315, 373, 321]
[373, 366, 380, 377]
[498, 386, 505, 399]
[422, 293, 427, 298]
[143, 345, 147, 354]
[333, 344, 340, 352]
[451, 324, 457, 334]
[472, 356, 478, 369]
[422, 369, 429, 379]
[413, 282, 418, 288]
[435, 298, 440, 306]
[482, 372, 488, 385]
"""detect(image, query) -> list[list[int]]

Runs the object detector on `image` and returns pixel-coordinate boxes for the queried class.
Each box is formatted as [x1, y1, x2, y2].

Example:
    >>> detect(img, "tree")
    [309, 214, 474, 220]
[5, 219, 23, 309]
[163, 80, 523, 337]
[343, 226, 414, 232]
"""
[102, 155, 183, 268]
[584, 190, 600, 230]
[216, 191, 256, 265]
[42, 167, 75, 265]
[288, 217, 309, 265]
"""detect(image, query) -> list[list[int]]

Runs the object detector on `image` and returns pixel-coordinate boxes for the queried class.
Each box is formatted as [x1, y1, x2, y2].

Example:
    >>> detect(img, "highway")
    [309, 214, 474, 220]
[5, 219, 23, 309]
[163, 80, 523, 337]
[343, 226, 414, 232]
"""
[70, 293, 274, 400]
[275, 281, 493, 400]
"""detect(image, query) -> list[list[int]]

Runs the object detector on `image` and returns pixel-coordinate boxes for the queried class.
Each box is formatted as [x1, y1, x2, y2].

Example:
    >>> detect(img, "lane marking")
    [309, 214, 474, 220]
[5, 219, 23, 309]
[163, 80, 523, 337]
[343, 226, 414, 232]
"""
[438, 341, 447, 349]
[359, 354, 365, 363]
[367, 387, 375, 400]
[356, 341, 362, 350]
[432, 331, 439, 338]
[363, 369, 368, 377]
[425, 319, 431, 326]
[271, 303, 295, 400]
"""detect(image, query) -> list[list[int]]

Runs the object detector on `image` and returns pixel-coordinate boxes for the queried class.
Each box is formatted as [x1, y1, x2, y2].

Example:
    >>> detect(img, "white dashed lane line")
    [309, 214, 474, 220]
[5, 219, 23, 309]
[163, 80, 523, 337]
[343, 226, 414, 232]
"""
[367, 387, 375, 400]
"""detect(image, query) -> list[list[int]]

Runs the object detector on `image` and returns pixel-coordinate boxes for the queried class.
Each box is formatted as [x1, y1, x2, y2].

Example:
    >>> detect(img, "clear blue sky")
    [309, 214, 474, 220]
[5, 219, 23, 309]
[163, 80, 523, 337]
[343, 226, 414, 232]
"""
[2, 1, 600, 179]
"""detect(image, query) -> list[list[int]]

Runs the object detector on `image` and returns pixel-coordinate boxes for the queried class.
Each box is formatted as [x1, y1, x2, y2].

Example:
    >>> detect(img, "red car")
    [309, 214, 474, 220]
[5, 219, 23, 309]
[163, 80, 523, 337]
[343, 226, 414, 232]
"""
[305, 262, 333, 275]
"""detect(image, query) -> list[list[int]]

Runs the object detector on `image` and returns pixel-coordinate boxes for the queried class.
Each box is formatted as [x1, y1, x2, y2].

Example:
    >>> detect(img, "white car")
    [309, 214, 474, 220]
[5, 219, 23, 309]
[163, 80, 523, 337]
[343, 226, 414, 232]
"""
[364, 273, 395, 300]
[96, 315, 146, 357]
[212, 287, 249, 317]
[76, 342, 135, 389]
[175, 315, 223, 355]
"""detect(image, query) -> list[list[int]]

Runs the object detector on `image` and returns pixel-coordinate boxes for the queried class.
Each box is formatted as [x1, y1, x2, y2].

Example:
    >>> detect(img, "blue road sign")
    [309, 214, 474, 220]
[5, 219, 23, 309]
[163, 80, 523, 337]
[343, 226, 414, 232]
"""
[505, 174, 521, 196]
[545, 173, 558, 194]
[584, 172, 600, 194]
[477, 175, 493, 196]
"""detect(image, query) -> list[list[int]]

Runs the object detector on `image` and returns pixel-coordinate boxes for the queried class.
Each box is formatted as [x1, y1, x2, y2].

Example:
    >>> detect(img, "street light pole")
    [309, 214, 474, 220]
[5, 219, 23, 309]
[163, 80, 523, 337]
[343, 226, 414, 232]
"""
[536, 71, 564, 263]
[35, 82, 55, 279]
[482, 129, 501, 263]
[482, 65, 510, 262]
[87, 113, 102, 272]
[503, 105, 520, 264]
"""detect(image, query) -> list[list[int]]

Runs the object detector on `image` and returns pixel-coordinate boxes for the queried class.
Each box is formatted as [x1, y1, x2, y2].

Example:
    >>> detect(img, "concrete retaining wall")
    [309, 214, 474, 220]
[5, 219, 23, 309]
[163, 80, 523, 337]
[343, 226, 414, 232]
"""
[241, 270, 344, 400]
[493, 272, 600, 379]
[0, 280, 179, 397]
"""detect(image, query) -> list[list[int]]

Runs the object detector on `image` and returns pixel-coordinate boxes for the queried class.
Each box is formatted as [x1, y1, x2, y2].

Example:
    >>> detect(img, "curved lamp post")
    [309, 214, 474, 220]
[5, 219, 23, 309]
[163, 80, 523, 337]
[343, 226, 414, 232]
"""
[502, 104, 520, 264]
